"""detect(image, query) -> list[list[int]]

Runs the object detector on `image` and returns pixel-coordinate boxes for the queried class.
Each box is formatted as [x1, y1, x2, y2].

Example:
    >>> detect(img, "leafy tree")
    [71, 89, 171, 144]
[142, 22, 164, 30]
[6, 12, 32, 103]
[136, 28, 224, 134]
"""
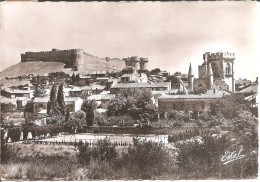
[77, 138, 117, 165]
[122, 138, 171, 177]
[81, 100, 96, 127]
[1, 103, 15, 112]
[33, 83, 47, 98]
[107, 97, 126, 117]
[107, 89, 158, 121]
[150, 68, 161, 75]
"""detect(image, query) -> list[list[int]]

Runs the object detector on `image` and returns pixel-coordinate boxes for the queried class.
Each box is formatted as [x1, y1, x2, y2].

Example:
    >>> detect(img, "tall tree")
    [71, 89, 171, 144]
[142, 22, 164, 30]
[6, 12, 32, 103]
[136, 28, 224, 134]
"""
[76, 74, 80, 82]
[65, 108, 70, 122]
[81, 100, 96, 127]
[47, 84, 58, 115]
[57, 84, 65, 114]
[50, 84, 57, 102]
[71, 72, 76, 83]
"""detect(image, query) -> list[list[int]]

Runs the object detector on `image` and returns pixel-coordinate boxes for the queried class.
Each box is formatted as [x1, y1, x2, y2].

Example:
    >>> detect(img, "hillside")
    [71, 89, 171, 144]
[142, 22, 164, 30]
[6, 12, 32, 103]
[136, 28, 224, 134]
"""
[0, 53, 125, 80]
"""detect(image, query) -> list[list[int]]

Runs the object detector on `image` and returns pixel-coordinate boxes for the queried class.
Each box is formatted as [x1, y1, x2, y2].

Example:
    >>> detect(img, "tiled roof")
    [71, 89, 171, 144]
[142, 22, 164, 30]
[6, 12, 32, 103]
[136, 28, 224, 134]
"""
[111, 82, 170, 89]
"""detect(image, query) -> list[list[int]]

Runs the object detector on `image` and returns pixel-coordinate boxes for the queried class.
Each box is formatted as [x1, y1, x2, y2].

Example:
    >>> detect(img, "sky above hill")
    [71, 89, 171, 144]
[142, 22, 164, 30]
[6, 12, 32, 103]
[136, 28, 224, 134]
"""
[1, 2, 259, 80]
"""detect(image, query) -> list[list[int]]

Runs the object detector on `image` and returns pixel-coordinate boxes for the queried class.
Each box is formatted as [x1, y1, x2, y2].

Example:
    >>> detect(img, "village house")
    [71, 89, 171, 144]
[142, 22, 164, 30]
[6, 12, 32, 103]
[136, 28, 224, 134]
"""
[32, 97, 83, 114]
[158, 91, 229, 119]
[100, 94, 115, 109]
[1, 87, 33, 98]
[91, 71, 107, 79]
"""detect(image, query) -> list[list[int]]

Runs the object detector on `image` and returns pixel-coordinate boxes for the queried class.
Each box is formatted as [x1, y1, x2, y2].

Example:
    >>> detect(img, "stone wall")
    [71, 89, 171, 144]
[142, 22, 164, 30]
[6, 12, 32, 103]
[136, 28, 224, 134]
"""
[21, 49, 84, 67]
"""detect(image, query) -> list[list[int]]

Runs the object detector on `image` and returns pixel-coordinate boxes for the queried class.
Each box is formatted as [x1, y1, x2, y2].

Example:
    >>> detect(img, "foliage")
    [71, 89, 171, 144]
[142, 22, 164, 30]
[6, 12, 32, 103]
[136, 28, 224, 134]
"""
[121, 138, 171, 177]
[81, 100, 96, 127]
[211, 94, 250, 119]
[76, 138, 117, 165]
[33, 84, 47, 98]
[57, 84, 65, 114]
[24, 101, 33, 114]
[107, 89, 158, 121]
[48, 71, 70, 82]
[150, 68, 161, 75]
[1, 129, 9, 163]
[65, 108, 70, 122]
[7, 127, 21, 142]
[1, 103, 15, 113]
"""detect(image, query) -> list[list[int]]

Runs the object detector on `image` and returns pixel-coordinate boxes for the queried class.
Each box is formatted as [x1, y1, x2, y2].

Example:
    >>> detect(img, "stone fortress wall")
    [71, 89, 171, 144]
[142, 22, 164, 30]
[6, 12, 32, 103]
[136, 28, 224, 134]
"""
[21, 48, 126, 71]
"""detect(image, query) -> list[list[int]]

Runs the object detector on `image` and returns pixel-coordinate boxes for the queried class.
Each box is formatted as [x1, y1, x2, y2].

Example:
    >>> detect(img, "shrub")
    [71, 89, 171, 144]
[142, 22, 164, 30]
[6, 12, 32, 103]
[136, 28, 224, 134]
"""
[121, 138, 171, 178]
[76, 138, 117, 165]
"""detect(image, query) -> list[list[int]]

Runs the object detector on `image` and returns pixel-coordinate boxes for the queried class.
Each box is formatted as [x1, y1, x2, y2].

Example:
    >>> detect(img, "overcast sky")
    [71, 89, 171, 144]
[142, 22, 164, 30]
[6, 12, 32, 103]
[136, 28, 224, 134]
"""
[1, 2, 259, 80]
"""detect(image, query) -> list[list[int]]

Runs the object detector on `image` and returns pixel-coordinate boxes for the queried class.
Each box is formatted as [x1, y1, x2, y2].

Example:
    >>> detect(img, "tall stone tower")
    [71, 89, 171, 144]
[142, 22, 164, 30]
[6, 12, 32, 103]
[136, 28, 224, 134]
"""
[201, 51, 235, 92]
[188, 63, 194, 90]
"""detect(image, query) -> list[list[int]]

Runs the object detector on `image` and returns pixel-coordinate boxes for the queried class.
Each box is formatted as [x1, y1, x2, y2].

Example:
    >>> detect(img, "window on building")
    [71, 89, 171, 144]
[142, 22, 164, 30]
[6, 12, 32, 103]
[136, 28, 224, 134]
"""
[39, 103, 43, 107]
[226, 63, 231, 75]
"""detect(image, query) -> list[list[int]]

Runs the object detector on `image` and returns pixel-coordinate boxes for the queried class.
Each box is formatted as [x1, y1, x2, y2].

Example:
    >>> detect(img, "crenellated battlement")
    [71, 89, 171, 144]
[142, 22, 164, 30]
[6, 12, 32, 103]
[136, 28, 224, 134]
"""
[203, 51, 235, 61]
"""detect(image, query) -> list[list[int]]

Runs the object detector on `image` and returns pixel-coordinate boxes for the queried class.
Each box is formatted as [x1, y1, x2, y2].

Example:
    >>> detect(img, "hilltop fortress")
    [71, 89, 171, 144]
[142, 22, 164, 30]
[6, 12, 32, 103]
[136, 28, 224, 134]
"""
[21, 48, 86, 67]
[21, 48, 149, 72]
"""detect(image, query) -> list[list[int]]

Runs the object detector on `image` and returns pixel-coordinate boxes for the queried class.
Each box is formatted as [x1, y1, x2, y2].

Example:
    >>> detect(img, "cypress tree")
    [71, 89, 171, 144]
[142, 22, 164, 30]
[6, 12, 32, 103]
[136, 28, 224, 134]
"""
[76, 74, 80, 82]
[57, 84, 65, 114]
[71, 72, 76, 83]
[65, 108, 70, 122]
[50, 84, 57, 102]
[47, 84, 57, 115]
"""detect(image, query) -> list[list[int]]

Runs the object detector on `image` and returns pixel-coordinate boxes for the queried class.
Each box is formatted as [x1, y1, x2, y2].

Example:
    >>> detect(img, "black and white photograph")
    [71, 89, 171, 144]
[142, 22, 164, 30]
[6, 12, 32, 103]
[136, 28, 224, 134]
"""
[0, 1, 259, 180]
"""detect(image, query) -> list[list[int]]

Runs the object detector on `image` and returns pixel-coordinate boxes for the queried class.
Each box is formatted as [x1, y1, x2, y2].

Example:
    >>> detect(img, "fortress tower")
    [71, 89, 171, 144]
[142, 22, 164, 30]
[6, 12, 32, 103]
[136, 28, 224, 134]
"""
[123, 56, 149, 71]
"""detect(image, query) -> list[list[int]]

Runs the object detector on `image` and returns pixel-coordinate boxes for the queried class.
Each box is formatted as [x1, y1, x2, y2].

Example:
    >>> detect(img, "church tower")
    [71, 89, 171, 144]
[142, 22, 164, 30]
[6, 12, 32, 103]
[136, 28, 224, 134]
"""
[207, 63, 214, 90]
[188, 63, 194, 91]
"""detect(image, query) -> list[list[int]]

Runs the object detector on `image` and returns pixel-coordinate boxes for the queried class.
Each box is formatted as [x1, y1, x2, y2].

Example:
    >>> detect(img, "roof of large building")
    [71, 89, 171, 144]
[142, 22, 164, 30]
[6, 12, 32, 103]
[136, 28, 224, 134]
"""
[159, 93, 225, 100]
[111, 82, 170, 89]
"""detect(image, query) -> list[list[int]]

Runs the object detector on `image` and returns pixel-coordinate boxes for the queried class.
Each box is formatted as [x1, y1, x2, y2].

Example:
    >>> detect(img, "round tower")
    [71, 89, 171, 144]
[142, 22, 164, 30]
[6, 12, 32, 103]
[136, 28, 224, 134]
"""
[71, 49, 84, 67]
[140, 58, 149, 70]
[188, 63, 194, 91]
